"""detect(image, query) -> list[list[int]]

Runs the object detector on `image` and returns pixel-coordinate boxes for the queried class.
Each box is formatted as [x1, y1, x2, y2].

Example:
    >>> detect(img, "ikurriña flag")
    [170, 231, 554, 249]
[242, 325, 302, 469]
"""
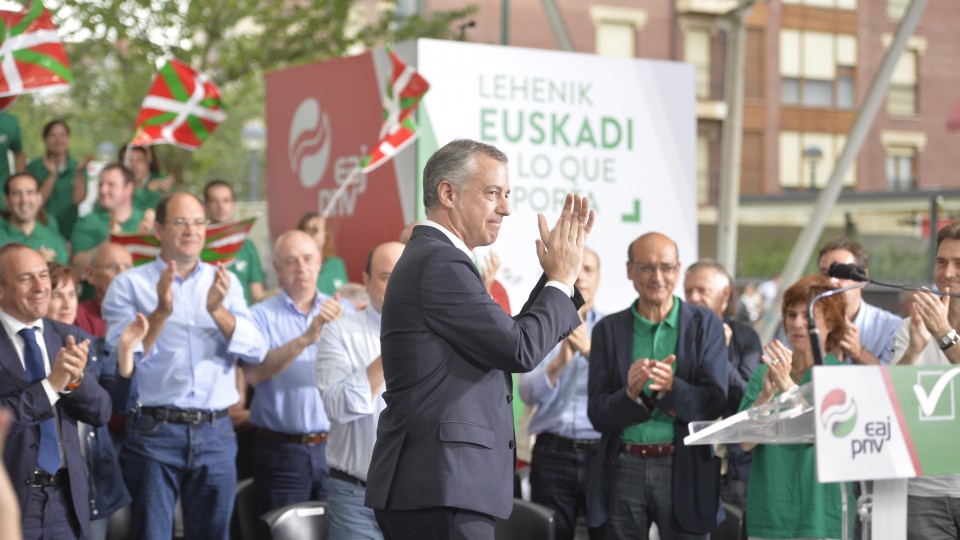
[359, 49, 429, 174]
[110, 217, 255, 266]
[0, 1, 72, 97]
[132, 59, 227, 150]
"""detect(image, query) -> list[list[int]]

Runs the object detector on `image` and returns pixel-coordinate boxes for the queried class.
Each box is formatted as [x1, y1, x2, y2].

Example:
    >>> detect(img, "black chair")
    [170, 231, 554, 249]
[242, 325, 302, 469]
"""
[231, 477, 270, 540]
[260, 501, 328, 540]
[495, 498, 556, 540]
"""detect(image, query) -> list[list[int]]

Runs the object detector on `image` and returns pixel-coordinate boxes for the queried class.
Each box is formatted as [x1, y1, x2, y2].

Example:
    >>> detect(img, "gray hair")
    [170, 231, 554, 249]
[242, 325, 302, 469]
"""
[686, 259, 732, 288]
[422, 139, 508, 212]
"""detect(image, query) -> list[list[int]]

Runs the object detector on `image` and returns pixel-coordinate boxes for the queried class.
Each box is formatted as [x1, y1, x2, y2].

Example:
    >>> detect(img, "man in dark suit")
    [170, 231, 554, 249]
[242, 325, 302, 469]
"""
[365, 139, 594, 539]
[683, 259, 762, 511]
[0, 243, 111, 539]
[587, 233, 729, 539]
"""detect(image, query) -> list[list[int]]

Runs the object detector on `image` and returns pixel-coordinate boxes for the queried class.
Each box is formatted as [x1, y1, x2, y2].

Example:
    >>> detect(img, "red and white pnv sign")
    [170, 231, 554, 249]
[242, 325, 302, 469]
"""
[265, 49, 417, 283]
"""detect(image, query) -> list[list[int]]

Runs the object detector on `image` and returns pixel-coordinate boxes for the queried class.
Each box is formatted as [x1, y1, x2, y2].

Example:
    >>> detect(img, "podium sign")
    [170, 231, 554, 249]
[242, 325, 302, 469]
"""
[813, 365, 960, 483]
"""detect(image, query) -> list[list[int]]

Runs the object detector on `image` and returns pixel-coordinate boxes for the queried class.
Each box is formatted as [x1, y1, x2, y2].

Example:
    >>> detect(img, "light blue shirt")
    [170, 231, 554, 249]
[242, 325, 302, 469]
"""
[854, 300, 902, 365]
[316, 307, 384, 481]
[249, 290, 354, 435]
[519, 308, 602, 440]
[102, 258, 266, 411]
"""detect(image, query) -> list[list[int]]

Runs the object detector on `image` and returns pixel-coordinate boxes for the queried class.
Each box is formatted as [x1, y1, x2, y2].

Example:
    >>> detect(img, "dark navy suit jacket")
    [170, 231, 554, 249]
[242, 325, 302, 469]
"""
[0, 318, 112, 538]
[587, 300, 729, 533]
[365, 225, 583, 519]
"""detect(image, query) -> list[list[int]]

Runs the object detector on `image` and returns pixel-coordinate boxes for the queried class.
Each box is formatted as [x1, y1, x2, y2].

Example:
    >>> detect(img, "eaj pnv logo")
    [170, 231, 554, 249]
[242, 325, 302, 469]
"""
[289, 98, 332, 189]
[820, 389, 858, 438]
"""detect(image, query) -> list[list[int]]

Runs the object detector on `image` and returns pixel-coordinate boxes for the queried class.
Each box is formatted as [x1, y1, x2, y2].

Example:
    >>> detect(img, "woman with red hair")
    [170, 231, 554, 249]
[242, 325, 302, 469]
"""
[739, 274, 855, 539]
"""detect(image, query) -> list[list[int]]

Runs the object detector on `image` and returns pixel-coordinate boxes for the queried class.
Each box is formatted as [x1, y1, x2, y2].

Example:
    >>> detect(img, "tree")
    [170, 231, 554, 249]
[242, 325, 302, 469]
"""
[12, 0, 473, 197]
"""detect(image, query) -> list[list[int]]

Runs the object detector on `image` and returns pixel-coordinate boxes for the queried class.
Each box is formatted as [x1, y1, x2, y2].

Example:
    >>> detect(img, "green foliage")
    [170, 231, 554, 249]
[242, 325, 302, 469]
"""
[13, 0, 473, 196]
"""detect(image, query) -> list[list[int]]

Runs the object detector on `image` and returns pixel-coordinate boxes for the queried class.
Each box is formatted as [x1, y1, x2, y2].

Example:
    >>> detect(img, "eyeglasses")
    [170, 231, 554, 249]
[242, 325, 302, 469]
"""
[629, 263, 678, 275]
[164, 218, 210, 229]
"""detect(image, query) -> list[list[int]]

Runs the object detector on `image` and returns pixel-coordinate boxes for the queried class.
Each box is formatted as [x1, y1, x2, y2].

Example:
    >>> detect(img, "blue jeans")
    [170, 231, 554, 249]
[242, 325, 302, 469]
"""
[252, 434, 329, 516]
[604, 453, 708, 540]
[120, 413, 237, 540]
[327, 476, 382, 540]
[530, 437, 601, 540]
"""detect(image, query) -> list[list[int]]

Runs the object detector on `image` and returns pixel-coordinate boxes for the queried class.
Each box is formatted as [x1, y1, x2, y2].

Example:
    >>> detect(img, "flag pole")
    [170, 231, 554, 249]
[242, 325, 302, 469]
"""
[321, 166, 362, 218]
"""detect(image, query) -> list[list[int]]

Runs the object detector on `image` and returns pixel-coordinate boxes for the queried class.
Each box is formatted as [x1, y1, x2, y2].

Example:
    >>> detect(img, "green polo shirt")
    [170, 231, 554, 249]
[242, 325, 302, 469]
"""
[227, 238, 265, 304]
[0, 219, 67, 263]
[26, 155, 81, 238]
[317, 255, 348, 296]
[71, 207, 145, 253]
[621, 296, 680, 444]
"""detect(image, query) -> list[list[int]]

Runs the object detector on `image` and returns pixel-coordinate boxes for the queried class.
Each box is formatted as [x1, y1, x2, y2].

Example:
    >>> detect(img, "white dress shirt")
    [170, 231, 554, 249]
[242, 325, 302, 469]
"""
[316, 307, 384, 481]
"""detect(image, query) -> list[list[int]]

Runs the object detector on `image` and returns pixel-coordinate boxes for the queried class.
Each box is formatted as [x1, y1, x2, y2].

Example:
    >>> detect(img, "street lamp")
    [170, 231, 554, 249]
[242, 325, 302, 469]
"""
[240, 120, 266, 201]
[803, 145, 822, 191]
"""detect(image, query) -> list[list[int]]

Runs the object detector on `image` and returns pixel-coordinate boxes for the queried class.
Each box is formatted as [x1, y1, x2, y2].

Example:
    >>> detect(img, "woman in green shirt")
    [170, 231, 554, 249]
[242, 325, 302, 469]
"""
[739, 274, 855, 539]
[297, 212, 348, 296]
[26, 120, 88, 239]
[119, 145, 175, 211]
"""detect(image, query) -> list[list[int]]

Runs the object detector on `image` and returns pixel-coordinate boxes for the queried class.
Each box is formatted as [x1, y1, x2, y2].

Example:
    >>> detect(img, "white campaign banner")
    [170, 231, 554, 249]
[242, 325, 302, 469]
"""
[417, 39, 697, 315]
[813, 366, 918, 483]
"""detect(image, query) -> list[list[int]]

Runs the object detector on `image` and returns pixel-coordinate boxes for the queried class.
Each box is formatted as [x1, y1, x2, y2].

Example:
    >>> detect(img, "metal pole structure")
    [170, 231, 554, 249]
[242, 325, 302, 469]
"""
[539, 0, 574, 51]
[715, 0, 755, 279]
[929, 195, 940, 283]
[501, 0, 509, 45]
[758, 0, 928, 343]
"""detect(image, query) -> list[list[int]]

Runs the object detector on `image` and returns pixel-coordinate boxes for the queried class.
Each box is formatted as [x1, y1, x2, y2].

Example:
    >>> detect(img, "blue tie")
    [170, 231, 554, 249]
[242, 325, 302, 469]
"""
[18, 327, 62, 475]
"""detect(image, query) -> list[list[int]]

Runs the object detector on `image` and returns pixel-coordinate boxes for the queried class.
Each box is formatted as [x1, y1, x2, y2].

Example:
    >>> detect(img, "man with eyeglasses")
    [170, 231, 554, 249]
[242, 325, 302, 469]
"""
[75, 243, 133, 337]
[102, 192, 267, 540]
[587, 232, 729, 539]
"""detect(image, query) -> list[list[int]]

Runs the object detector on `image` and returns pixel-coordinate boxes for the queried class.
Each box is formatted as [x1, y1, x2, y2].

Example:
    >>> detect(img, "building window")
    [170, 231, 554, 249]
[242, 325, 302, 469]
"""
[888, 50, 918, 116]
[780, 30, 857, 109]
[782, 0, 856, 10]
[779, 131, 856, 190]
[590, 6, 647, 58]
[888, 0, 909, 20]
[886, 148, 915, 191]
[881, 131, 925, 191]
[684, 28, 711, 100]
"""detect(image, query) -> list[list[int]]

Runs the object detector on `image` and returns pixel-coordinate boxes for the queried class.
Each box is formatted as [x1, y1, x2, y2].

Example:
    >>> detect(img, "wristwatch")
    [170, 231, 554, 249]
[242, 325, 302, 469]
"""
[938, 328, 959, 350]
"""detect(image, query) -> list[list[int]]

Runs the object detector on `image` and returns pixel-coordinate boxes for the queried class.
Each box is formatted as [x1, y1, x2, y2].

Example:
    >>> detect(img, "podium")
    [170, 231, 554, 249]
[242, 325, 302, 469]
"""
[681, 364, 960, 540]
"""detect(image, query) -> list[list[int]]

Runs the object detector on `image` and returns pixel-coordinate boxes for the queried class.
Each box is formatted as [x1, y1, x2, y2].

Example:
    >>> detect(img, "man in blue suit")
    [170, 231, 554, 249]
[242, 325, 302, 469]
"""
[365, 139, 595, 539]
[587, 232, 729, 539]
[0, 243, 111, 539]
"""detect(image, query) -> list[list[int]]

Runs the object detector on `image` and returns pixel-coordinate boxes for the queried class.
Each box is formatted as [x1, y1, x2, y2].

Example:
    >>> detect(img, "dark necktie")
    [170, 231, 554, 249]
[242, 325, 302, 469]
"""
[18, 326, 62, 475]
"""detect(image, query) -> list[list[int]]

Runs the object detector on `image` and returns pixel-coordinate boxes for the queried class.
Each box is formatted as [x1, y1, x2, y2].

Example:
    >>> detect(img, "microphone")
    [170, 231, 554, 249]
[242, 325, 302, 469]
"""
[827, 262, 868, 282]
[827, 262, 960, 298]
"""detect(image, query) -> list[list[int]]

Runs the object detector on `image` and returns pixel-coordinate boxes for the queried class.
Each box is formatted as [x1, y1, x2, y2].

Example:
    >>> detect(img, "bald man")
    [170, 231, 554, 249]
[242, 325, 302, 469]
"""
[587, 232, 729, 539]
[244, 230, 353, 516]
[317, 241, 404, 540]
[76, 243, 133, 337]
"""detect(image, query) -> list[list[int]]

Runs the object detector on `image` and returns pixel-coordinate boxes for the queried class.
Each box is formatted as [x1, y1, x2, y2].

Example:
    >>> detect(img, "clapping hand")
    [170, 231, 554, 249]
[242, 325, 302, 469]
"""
[207, 263, 231, 314]
[535, 194, 595, 287]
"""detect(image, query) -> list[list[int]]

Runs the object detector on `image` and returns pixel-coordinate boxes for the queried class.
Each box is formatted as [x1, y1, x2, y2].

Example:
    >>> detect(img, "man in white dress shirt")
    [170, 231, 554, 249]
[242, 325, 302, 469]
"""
[316, 241, 404, 540]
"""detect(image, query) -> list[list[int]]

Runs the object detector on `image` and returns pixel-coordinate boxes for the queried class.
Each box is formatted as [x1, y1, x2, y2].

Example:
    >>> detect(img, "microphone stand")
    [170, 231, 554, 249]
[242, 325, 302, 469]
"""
[808, 282, 867, 365]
